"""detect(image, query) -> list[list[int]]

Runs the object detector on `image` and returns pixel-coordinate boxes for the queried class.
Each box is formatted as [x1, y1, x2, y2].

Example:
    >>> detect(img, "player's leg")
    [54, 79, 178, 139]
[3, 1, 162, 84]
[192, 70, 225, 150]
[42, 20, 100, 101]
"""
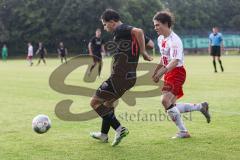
[90, 78, 129, 146]
[90, 96, 112, 142]
[161, 91, 190, 138]
[211, 47, 217, 72]
[104, 99, 129, 147]
[217, 56, 224, 72]
[28, 56, 33, 66]
[89, 79, 122, 141]
[212, 56, 217, 72]
[90, 97, 129, 146]
[64, 56, 67, 64]
[37, 58, 41, 65]
[42, 57, 46, 64]
[98, 60, 102, 76]
[89, 57, 97, 76]
[61, 56, 63, 63]
[175, 102, 211, 123]
[2, 53, 7, 61]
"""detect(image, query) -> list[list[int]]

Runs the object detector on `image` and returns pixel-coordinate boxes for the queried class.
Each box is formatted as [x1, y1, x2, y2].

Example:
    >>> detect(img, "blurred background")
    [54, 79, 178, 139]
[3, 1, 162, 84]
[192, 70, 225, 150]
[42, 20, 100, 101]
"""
[0, 0, 239, 56]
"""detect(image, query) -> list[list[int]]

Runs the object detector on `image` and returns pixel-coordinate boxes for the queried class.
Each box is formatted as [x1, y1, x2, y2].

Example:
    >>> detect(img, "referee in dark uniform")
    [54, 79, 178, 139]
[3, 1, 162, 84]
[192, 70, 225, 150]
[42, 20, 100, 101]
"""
[36, 42, 47, 65]
[89, 9, 153, 146]
[209, 27, 224, 72]
[57, 42, 68, 64]
[88, 28, 105, 77]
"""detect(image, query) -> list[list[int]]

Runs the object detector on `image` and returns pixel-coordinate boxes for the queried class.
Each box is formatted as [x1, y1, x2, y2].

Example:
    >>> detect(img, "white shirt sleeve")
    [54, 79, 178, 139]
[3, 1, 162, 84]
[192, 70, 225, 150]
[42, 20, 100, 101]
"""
[169, 40, 183, 60]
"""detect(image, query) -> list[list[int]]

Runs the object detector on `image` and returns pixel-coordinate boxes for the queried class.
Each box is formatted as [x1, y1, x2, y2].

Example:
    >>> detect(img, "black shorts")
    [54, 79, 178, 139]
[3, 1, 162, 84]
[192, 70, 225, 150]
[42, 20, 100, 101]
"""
[40, 54, 45, 59]
[211, 46, 221, 56]
[92, 53, 102, 62]
[60, 53, 66, 57]
[95, 77, 136, 101]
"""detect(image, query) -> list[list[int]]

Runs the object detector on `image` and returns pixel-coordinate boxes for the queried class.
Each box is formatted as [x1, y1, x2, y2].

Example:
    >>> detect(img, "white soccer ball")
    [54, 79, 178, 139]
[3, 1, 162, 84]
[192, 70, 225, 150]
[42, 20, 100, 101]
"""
[32, 114, 51, 134]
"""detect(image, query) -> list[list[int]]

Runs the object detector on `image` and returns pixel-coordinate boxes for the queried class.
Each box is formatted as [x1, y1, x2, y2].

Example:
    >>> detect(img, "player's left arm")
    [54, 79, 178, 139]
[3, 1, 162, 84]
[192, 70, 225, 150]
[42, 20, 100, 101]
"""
[153, 42, 181, 83]
[101, 44, 106, 56]
[145, 35, 154, 50]
[220, 34, 224, 52]
[44, 48, 47, 55]
[65, 48, 68, 56]
[131, 28, 153, 61]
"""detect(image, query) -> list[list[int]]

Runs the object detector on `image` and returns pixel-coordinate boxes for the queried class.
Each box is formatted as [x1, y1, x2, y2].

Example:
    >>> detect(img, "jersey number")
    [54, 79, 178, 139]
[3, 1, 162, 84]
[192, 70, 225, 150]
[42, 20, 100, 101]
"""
[162, 56, 168, 65]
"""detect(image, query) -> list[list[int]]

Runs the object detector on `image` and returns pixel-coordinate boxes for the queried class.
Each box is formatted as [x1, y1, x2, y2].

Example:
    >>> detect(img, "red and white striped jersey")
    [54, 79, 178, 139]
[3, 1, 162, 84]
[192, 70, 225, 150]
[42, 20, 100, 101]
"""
[157, 31, 184, 67]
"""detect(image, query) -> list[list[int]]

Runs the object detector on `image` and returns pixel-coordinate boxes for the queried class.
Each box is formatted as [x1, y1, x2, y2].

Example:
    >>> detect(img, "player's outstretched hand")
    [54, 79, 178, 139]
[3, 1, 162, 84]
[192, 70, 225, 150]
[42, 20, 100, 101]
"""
[152, 74, 160, 83]
[142, 52, 153, 61]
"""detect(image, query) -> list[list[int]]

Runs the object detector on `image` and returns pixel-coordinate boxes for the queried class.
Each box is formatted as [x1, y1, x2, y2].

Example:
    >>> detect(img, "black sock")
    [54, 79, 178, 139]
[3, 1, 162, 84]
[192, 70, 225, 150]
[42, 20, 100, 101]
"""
[213, 60, 217, 72]
[98, 63, 102, 76]
[94, 104, 120, 131]
[167, 104, 175, 110]
[218, 60, 224, 71]
[101, 111, 121, 133]
[101, 114, 111, 134]
[109, 112, 121, 130]
[89, 64, 96, 73]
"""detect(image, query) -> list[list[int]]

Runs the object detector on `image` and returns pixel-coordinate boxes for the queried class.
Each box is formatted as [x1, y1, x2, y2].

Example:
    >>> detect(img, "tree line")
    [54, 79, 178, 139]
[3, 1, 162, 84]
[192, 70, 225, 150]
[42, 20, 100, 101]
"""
[0, 0, 239, 55]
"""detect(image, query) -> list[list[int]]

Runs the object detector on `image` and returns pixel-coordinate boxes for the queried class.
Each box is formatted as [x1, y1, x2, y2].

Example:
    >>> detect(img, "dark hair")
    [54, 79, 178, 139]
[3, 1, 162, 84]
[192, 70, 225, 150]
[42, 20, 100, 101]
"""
[153, 10, 175, 28]
[101, 9, 120, 22]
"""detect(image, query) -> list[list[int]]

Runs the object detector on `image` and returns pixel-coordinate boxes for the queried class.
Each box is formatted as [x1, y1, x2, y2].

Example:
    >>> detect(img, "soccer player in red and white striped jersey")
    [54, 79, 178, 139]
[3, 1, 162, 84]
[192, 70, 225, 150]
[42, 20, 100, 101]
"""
[152, 11, 211, 138]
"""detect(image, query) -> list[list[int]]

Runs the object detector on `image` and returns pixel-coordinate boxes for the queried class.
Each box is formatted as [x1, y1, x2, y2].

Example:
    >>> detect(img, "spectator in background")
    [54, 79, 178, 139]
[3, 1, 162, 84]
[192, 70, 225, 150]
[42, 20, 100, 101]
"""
[27, 42, 34, 66]
[209, 27, 224, 72]
[1, 44, 8, 62]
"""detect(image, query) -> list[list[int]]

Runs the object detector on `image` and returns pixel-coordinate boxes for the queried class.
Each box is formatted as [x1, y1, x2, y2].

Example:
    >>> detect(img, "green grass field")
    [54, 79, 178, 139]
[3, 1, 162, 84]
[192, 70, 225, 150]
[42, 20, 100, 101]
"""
[0, 55, 240, 160]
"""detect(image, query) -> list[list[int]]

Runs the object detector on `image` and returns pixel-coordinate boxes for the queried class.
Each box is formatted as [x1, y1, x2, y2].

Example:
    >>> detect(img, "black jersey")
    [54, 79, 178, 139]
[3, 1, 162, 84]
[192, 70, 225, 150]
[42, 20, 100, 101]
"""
[90, 37, 104, 54]
[111, 24, 140, 79]
[58, 47, 66, 56]
[38, 46, 46, 56]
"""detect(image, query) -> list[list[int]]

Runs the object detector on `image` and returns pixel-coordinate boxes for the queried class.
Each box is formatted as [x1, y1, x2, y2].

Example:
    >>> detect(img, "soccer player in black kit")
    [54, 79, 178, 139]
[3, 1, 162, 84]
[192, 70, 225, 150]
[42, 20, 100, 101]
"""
[90, 9, 153, 146]
[88, 28, 105, 77]
[36, 42, 47, 65]
[57, 42, 68, 64]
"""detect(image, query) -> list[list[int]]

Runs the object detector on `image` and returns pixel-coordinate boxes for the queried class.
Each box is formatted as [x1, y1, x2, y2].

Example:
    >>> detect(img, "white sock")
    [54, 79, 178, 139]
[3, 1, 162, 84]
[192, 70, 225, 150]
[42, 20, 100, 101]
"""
[116, 125, 122, 133]
[175, 103, 202, 113]
[101, 133, 108, 137]
[167, 106, 187, 132]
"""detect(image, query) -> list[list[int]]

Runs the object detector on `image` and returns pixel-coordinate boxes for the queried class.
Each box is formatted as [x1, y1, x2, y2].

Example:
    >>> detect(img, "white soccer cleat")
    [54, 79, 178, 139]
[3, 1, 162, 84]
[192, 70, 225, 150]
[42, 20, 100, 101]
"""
[90, 132, 108, 143]
[172, 131, 191, 139]
[200, 102, 211, 123]
[112, 127, 129, 147]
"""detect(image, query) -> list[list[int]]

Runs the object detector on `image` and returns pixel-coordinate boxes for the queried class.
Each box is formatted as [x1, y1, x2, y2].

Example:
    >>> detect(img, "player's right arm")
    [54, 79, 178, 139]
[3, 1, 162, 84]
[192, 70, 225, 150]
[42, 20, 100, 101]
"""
[65, 48, 68, 56]
[220, 33, 224, 52]
[35, 48, 39, 55]
[152, 60, 164, 78]
[131, 28, 153, 61]
[57, 48, 61, 55]
[208, 34, 212, 54]
[88, 42, 93, 56]
[44, 48, 47, 55]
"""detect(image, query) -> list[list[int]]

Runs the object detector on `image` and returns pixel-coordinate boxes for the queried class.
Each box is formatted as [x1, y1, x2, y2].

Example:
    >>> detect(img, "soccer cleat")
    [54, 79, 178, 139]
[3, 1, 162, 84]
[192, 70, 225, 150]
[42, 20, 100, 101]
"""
[200, 102, 211, 123]
[90, 132, 108, 143]
[112, 127, 129, 147]
[221, 66, 224, 72]
[172, 131, 191, 139]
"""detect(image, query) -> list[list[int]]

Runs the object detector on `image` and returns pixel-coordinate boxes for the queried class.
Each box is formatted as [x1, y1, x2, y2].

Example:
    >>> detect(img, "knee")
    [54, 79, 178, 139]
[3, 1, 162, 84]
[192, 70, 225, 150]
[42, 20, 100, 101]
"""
[90, 98, 101, 109]
[161, 97, 169, 109]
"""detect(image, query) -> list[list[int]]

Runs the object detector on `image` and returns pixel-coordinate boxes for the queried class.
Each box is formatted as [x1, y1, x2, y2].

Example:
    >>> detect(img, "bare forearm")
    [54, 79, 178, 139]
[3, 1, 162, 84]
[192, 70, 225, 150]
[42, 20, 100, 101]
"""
[88, 43, 93, 55]
[165, 59, 179, 72]
[132, 28, 145, 54]
[146, 39, 154, 50]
